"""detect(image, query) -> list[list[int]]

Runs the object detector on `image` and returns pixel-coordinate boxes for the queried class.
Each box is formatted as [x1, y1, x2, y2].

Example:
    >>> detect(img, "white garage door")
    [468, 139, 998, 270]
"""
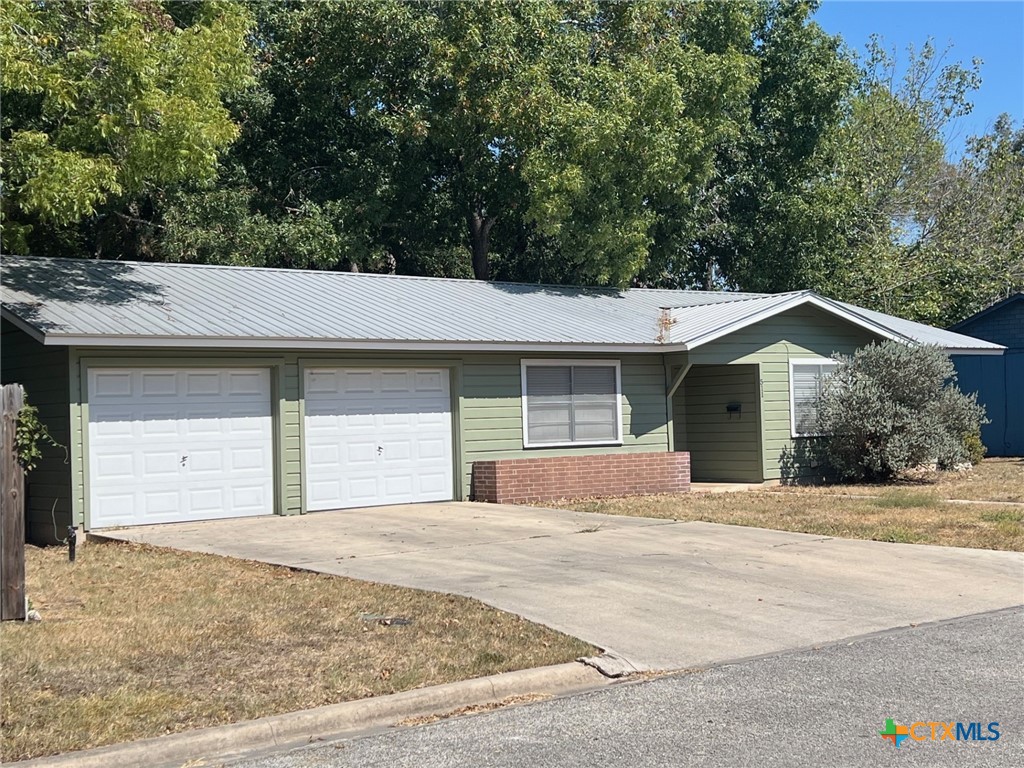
[87, 368, 274, 528]
[304, 368, 453, 510]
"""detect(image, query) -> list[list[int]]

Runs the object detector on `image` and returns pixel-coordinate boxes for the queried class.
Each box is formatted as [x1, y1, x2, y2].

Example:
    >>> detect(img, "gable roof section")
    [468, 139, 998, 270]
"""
[949, 293, 1024, 332]
[0, 256, 1003, 354]
[664, 292, 896, 348]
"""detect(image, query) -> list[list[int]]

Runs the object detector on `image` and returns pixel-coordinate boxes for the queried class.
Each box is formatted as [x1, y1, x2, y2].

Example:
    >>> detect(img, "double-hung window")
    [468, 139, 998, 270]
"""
[521, 360, 622, 447]
[790, 359, 838, 437]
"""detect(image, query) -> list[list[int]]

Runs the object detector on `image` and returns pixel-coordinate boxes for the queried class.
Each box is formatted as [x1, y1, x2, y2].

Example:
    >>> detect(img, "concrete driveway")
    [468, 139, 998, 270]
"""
[98, 502, 1024, 674]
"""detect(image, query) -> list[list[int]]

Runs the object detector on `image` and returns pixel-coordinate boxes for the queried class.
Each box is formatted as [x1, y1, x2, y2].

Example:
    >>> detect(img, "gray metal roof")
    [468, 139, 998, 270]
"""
[0, 256, 1003, 352]
[832, 300, 1007, 353]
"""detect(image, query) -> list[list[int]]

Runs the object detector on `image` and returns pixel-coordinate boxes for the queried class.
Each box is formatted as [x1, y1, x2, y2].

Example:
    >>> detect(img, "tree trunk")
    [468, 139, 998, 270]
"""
[467, 207, 495, 281]
[702, 251, 715, 291]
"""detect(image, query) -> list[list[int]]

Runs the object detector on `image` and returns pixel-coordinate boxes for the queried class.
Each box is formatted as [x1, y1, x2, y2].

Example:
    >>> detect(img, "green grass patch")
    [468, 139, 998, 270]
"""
[980, 509, 1024, 524]
[871, 491, 944, 509]
[873, 526, 926, 544]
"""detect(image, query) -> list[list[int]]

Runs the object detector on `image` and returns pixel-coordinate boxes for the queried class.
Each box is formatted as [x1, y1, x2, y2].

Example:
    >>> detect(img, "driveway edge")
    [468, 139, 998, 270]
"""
[14, 662, 610, 768]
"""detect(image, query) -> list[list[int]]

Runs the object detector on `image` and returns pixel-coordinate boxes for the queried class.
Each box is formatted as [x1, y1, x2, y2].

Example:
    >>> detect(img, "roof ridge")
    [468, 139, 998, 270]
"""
[662, 290, 801, 310]
[0, 254, 770, 298]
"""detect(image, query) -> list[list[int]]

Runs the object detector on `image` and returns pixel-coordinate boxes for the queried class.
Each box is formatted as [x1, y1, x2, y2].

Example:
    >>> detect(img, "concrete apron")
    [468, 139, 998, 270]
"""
[97, 502, 1024, 676]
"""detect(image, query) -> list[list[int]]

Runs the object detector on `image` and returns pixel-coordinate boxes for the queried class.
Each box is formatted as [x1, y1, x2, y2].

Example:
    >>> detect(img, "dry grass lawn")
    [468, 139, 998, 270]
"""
[1, 542, 594, 762]
[773, 457, 1024, 503]
[560, 490, 1023, 552]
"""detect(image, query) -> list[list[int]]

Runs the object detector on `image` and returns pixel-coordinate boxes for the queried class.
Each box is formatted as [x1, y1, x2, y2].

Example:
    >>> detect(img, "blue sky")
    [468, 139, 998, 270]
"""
[813, 0, 1024, 156]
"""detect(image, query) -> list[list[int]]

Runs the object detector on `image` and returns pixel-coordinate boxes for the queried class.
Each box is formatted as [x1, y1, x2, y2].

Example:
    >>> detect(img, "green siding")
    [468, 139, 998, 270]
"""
[679, 364, 762, 482]
[684, 306, 881, 480]
[460, 354, 670, 495]
[27, 302, 883, 529]
[1, 320, 72, 543]
[61, 349, 670, 523]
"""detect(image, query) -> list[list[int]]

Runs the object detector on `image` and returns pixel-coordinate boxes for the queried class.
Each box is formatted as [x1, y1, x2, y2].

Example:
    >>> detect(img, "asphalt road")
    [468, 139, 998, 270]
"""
[230, 608, 1023, 768]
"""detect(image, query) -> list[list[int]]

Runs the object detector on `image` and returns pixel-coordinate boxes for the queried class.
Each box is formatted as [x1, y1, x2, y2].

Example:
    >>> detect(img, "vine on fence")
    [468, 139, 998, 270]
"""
[15, 400, 63, 473]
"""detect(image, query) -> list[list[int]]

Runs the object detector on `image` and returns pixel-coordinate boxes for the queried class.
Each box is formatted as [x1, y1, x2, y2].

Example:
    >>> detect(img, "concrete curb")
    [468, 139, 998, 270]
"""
[14, 662, 611, 768]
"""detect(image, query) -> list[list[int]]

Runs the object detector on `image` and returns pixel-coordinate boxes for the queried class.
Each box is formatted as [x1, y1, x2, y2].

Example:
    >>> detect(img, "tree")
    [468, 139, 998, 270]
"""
[163, 0, 756, 283]
[818, 342, 986, 481]
[1, 0, 254, 256]
[640, 0, 857, 292]
[815, 37, 983, 323]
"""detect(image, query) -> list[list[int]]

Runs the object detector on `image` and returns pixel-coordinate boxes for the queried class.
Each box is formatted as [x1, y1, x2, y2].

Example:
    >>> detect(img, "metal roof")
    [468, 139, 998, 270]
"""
[0, 256, 1003, 353]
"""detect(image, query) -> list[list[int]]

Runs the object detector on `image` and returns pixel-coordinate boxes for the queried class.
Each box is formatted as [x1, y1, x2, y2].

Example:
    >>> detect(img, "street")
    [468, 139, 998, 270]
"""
[230, 608, 1023, 768]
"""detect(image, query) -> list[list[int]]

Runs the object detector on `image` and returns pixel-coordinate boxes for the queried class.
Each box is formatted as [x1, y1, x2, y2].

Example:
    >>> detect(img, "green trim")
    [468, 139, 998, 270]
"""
[756, 362, 767, 481]
[69, 349, 84, 527]
[450, 362, 465, 501]
[273, 364, 288, 517]
[664, 360, 674, 453]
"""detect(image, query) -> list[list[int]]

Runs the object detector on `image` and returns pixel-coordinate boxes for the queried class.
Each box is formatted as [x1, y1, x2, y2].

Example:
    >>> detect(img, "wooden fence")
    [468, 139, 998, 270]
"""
[1, 383, 26, 621]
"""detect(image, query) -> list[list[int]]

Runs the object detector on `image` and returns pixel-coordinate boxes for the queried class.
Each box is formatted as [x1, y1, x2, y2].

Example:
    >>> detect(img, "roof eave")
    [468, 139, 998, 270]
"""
[39, 333, 690, 354]
[0, 307, 47, 344]
[949, 293, 1024, 331]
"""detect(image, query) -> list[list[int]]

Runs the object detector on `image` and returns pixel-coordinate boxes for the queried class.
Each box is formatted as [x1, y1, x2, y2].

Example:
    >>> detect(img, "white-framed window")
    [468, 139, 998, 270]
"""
[790, 359, 838, 437]
[520, 360, 622, 448]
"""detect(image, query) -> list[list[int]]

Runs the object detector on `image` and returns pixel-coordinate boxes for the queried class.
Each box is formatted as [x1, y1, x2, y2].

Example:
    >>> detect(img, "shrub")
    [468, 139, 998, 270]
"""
[818, 342, 986, 482]
[963, 428, 987, 465]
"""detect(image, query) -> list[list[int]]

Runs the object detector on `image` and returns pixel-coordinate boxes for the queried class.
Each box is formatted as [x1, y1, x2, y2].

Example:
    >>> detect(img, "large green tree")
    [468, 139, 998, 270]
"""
[641, 0, 857, 291]
[162, 0, 755, 283]
[1, 0, 253, 256]
[817, 39, 1021, 325]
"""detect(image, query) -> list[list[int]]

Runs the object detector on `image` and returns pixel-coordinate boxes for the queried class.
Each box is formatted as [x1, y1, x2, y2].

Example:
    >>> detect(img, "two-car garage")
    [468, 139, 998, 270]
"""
[86, 366, 455, 528]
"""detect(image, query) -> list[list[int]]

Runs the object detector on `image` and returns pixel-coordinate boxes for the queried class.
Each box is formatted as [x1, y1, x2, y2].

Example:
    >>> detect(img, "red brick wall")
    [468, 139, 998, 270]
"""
[471, 452, 690, 504]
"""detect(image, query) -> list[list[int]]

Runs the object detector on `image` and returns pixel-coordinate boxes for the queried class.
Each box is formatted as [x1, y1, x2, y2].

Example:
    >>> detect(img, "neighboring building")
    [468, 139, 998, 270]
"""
[1, 256, 1002, 543]
[949, 293, 1024, 457]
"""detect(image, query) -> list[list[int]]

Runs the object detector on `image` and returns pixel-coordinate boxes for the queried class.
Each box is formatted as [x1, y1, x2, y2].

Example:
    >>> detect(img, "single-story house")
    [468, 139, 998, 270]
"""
[1, 256, 1003, 543]
[949, 293, 1023, 457]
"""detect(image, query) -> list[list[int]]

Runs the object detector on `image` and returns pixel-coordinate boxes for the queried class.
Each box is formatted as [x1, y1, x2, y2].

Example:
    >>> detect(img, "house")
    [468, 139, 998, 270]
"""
[949, 293, 1024, 457]
[1, 256, 1003, 544]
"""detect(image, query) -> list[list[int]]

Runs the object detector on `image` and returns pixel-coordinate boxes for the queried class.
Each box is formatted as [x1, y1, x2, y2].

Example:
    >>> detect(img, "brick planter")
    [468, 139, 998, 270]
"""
[471, 452, 690, 504]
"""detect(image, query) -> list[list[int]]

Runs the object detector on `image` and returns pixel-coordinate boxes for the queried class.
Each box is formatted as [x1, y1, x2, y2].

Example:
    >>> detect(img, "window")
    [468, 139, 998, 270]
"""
[521, 360, 622, 447]
[790, 359, 838, 437]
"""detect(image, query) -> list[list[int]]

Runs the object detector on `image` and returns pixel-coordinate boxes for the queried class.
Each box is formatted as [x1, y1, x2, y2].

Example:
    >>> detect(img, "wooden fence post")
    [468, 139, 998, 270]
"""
[1, 383, 26, 621]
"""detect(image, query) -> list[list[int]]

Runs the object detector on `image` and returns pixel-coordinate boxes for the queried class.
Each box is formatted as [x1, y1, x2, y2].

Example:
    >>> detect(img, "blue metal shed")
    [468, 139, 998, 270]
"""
[950, 294, 1024, 457]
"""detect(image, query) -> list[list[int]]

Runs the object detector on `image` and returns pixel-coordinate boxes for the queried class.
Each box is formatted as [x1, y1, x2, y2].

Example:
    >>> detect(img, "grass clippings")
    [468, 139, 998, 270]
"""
[0, 542, 594, 762]
[394, 693, 553, 727]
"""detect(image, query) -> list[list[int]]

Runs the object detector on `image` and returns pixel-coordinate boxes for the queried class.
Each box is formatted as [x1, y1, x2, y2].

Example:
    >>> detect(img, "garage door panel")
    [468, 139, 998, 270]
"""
[142, 451, 180, 477]
[380, 370, 413, 391]
[141, 372, 178, 397]
[92, 371, 134, 398]
[414, 370, 445, 391]
[381, 438, 411, 461]
[346, 477, 380, 504]
[304, 368, 453, 511]
[88, 368, 274, 528]
[186, 449, 223, 474]
[138, 413, 181, 438]
[417, 472, 449, 494]
[228, 371, 269, 396]
[344, 441, 377, 465]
